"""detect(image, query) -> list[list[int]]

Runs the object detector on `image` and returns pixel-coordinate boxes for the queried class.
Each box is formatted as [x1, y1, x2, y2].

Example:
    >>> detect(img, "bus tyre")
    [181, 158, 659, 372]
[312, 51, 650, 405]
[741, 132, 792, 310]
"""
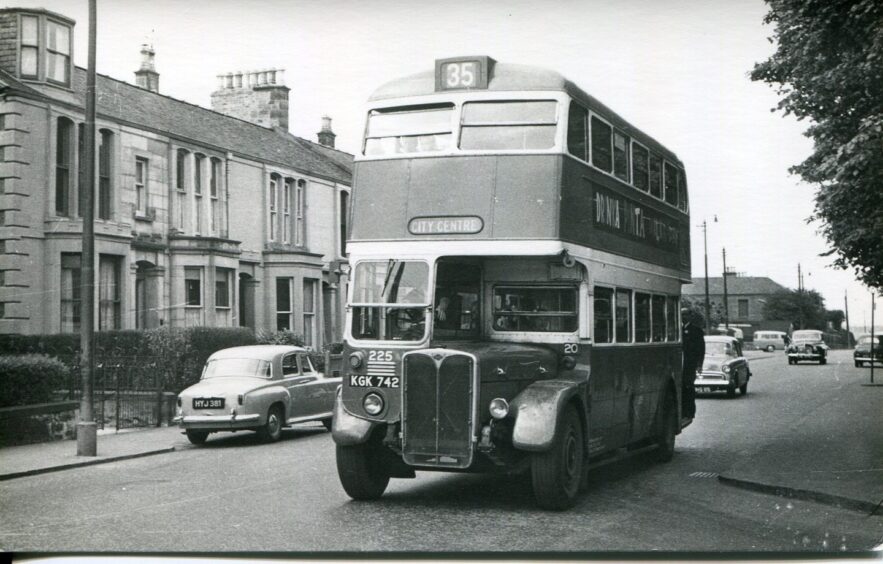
[531, 405, 584, 510]
[186, 429, 208, 445]
[654, 393, 677, 462]
[336, 442, 390, 500]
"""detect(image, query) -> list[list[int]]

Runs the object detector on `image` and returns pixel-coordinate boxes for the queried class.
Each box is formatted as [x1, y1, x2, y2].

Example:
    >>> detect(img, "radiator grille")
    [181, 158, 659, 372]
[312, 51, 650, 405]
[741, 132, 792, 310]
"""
[401, 350, 475, 469]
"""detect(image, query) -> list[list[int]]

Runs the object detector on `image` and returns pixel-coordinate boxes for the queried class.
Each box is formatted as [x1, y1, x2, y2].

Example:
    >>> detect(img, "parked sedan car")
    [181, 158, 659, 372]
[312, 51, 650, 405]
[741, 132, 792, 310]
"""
[787, 330, 828, 365]
[854, 335, 883, 367]
[174, 345, 340, 445]
[695, 335, 751, 397]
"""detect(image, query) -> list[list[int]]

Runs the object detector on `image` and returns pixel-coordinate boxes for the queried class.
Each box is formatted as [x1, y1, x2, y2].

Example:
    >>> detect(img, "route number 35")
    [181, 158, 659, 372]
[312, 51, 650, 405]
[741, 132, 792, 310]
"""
[444, 61, 477, 89]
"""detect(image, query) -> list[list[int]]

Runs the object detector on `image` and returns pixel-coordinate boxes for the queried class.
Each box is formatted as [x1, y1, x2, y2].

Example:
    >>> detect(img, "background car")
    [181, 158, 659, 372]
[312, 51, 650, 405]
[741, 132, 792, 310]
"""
[854, 334, 883, 367]
[174, 345, 340, 445]
[787, 329, 828, 365]
[695, 335, 751, 398]
[753, 330, 789, 352]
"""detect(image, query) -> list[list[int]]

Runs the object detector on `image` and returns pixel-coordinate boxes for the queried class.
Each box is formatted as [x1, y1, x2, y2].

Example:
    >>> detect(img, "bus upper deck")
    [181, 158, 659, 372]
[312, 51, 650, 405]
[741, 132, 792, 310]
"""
[350, 57, 691, 279]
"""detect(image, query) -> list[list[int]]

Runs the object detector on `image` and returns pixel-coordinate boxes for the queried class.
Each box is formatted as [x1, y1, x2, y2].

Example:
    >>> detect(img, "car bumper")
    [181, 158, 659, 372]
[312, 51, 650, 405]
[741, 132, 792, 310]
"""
[694, 374, 732, 391]
[173, 413, 261, 430]
[788, 352, 823, 360]
[854, 355, 882, 363]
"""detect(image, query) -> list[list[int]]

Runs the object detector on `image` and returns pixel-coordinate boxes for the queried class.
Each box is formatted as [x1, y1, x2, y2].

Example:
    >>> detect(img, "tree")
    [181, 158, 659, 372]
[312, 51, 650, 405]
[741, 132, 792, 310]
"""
[762, 289, 827, 330]
[825, 309, 845, 331]
[751, 0, 883, 290]
[681, 295, 722, 329]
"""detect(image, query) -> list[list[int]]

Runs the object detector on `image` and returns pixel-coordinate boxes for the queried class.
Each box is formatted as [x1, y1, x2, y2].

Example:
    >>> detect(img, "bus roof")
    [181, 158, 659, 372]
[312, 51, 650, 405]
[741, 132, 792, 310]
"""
[368, 61, 683, 166]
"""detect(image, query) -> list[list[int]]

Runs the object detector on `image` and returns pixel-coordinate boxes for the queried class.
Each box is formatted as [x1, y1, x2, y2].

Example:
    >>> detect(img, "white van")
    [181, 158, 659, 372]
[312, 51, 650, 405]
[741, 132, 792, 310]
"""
[753, 330, 789, 351]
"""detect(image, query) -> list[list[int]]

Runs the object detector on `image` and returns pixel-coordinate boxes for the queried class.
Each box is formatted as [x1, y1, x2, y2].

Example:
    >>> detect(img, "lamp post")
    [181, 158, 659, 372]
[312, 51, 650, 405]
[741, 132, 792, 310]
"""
[700, 216, 717, 333]
[722, 247, 729, 331]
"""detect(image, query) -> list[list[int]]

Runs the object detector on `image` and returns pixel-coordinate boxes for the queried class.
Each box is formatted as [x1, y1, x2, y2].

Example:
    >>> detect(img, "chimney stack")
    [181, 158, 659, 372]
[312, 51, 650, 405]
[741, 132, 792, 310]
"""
[210, 68, 290, 131]
[134, 43, 159, 93]
[317, 115, 336, 148]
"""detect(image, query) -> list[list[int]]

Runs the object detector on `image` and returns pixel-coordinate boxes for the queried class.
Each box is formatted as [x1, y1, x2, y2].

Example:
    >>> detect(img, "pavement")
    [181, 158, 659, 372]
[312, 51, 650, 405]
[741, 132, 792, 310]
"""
[1, 357, 881, 517]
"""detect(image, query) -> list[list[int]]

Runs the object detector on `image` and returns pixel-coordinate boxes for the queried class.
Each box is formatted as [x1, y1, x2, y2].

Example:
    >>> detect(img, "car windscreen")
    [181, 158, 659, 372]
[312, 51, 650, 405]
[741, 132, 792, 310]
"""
[202, 358, 272, 379]
[858, 336, 882, 345]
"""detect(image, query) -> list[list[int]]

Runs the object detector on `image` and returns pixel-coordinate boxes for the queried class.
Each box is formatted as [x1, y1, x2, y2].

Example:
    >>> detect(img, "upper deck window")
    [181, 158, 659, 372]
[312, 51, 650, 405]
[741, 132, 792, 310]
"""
[590, 116, 612, 173]
[663, 161, 679, 207]
[632, 142, 649, 192]
[459, 101, 557, 151]
[567, 103, 588, 161]
[364, 104, 453, 156]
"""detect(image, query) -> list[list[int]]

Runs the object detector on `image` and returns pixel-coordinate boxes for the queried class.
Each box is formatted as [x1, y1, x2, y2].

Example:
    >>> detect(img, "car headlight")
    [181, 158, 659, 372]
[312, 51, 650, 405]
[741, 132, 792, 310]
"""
[489, 398, 509, 420]
[723, 364, 731, 374]
[363, 393, 384, 416]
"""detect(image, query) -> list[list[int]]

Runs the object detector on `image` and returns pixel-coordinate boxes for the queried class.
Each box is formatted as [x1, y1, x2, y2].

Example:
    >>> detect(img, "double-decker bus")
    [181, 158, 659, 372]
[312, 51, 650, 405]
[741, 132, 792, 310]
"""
[332, 56, 692, 509]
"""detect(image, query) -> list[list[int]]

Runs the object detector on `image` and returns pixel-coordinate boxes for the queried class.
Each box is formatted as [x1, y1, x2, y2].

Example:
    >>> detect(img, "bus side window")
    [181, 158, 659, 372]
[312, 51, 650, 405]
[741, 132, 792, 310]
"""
[591, 116, 612, 173]
[593, 287, 613, 343]
[567, 102, 588, 161]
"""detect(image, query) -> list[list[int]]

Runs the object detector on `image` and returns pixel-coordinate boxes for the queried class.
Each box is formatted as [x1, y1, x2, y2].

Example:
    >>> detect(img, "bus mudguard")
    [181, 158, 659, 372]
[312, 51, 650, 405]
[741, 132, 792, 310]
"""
[510, 379, 585, 451]
[331, 390, 377, 446]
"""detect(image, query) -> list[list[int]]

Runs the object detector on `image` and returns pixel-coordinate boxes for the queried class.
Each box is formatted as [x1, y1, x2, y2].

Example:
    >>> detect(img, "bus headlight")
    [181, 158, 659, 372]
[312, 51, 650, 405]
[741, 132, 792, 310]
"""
[489, 398, 509, 420]
[363, 393, 384, 416]
[349, 351, 365, 369]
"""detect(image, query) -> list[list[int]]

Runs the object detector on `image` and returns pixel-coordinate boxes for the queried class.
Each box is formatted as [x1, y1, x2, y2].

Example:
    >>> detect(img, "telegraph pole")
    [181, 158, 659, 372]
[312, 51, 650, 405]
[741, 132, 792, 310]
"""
[844, 290, 851, 347]
[702, 220, 711, 333]
[871, 292, 876, 385]
[722, 248, 729, 330]
[77, 0, 98, 457]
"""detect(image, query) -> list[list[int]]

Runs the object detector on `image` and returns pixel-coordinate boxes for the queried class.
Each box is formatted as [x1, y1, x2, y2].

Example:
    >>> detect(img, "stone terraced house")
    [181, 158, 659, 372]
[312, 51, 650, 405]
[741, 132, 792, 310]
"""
[0, 7, 353, 349]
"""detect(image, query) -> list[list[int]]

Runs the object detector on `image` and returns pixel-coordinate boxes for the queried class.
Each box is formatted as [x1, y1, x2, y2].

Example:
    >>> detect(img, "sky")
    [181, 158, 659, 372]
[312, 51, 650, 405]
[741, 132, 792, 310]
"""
[17, 0, 881, 333]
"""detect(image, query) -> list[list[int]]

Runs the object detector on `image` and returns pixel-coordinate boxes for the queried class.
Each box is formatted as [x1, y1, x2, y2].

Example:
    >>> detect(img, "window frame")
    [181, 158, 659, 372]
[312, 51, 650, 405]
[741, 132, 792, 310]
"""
[215, 268, 232, 309]
[276, 276, 293, 331]
[303, 278, 317, 346]
[282, 179, 292, 244]
[135, 157, 148, 214]
[55, 117, 73, 217]
[295, 179, 306, 247]
[184, 267, 202, 308]
[97, 129, 113, 220]
[19, 15, 39, 79]
[612, 129, 630, 183]
[268, 174, 279, 242]
[44, 18, 71, 86]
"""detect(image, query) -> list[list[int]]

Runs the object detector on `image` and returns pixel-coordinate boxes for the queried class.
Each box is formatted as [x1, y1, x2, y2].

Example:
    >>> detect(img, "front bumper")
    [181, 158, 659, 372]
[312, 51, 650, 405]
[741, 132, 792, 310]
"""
[694, 373, 731, 391]
[174, 413, 261, 430]
[788, 352, 823, 360]
[854, 355, 882, 363]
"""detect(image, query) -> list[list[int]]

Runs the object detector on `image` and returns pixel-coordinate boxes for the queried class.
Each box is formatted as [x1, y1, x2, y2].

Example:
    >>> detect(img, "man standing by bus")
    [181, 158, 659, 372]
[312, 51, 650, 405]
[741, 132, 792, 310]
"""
[681, 308, 705, 422]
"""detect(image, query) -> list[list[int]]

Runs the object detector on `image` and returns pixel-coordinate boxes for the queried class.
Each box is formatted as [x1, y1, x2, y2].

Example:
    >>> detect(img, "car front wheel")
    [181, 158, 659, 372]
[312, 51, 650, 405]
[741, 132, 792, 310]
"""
[819, 356, 827, 365]
[739, 381, 748, 395]
[531, 405, 584, 510]
[766, 345, 775, 352]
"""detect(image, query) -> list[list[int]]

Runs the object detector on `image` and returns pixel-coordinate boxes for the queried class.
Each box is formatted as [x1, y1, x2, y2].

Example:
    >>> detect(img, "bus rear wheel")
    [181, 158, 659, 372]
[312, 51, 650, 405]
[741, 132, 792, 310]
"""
[336, 442, 390, 500]
[654, 392, 677, 462]
[531, 405, 584, 510]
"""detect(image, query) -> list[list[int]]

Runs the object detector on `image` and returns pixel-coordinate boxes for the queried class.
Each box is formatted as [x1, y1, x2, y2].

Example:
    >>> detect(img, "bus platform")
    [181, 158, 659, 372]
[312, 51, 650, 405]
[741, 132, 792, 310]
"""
[0, 388, 879, 517]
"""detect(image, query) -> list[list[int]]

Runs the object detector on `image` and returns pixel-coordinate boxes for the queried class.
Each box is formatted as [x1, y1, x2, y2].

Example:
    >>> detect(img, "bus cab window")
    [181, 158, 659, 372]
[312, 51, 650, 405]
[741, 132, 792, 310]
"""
[350, 260, 429, 342]
[433, 261, 481, 339]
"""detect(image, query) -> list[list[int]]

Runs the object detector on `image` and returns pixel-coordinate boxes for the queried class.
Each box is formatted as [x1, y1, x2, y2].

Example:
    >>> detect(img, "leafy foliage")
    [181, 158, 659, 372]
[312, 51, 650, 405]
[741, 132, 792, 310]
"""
[751, 0, 883, 289]
[0, 355, 69, 407]
[762, 289, 828, 329]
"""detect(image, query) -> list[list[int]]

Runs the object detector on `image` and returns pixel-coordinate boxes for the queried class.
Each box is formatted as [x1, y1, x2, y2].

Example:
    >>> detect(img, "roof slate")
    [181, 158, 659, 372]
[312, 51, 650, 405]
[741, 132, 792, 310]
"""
[683, 276, 788, 296]
[0, 67, 352, 184]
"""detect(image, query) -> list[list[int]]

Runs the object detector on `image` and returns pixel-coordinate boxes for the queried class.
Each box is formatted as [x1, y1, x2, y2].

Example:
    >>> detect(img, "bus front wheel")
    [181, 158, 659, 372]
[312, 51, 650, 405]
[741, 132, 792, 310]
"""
[336, 442, 390, 500]
[531, 405, 584, 510]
